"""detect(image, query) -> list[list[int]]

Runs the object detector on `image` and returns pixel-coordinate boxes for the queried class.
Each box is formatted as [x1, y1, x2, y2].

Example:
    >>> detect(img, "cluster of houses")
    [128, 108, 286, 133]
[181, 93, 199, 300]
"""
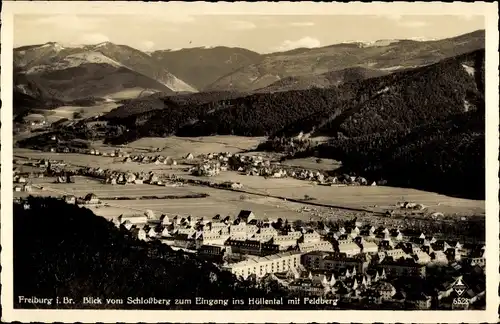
[13, 175, 33, 192]
[121, 153, 178, 166]
[75, 167, 183, 187]
[107, 208, 485, 309]
[87, 148, 128, 157]
[190, 161, 223, 177]
[195, 151, 376, 186]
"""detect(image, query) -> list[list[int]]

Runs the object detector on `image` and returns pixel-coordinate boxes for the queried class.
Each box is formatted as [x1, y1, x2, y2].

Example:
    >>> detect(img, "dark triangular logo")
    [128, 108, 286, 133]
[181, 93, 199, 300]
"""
[453, 278, 468, 296]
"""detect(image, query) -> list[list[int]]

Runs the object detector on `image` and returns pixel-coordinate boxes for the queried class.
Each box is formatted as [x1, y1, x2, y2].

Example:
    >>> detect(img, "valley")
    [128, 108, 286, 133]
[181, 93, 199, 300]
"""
[9, 9, 490, 314]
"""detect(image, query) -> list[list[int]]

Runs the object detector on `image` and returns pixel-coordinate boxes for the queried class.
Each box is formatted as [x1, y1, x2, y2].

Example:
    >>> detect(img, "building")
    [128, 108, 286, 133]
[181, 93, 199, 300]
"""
[222, 251, 302, 279]
[379, 257, 426, 278]
[412, 251, 432, 265]
[64, 195, 76, 204]
[384, 248, 408, 260]
[195, 232, 229, 248]
[335, 239, 361, 257]
[407, 292, 432, 309]
[236, 210, 256, 223]
[84, 193, 99, 204]
[225, 239, 280, 256]
[467, 246, 486, 267]
[288, 277, 331, 296]
[119, 214, 148, 225]
[173, 233, 196, 249]
[298, 240, 334, 253]
[198, 244, 232, 262]
[301, 230, 321, 243]
[372, 281, 396, 301]
[302, 251, 370, 274]
[272, 235, 299, 250]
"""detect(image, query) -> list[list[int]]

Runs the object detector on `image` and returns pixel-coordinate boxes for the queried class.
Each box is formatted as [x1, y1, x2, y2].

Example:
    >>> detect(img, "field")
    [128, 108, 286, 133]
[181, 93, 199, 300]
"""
[14, 135, 485, 222]
[14, 148, 189, 174]
[105, 88, 157, 100]
[123, 136, 266, 157]
[282, 157, 342, 171]
[13, 175, 311, 220]
[26, 102, 120, 124]
[182, 170, 485, 216]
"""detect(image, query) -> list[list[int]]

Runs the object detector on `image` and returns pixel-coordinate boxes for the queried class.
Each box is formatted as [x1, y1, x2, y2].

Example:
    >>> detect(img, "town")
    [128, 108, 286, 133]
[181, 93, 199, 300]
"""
[13, 152, 486, 310]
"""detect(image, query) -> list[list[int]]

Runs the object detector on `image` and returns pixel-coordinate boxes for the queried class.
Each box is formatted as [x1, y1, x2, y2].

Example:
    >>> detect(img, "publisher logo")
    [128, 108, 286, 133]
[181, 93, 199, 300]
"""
[453, 278, 468, 296]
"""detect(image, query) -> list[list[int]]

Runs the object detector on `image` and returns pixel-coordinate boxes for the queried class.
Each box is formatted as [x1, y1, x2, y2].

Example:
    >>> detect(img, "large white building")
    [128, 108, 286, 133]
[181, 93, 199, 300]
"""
[222, 251, 302, 279]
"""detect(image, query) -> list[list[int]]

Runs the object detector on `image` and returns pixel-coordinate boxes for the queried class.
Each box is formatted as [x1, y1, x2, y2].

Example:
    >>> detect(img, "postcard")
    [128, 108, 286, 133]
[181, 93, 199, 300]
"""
[1, 1, 498, 323]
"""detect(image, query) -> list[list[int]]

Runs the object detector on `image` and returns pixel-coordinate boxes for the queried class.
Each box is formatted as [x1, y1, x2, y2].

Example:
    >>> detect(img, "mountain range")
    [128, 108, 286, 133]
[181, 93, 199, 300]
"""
[13, 29, 484, 114]
[14, 30, 486, 198]
[104, 48, 484, 141]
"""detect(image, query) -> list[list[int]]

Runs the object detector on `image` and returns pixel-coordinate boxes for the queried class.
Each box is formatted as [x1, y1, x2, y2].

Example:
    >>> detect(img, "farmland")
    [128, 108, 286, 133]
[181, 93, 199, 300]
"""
[123, 136, 266, 157]
[14, 135, 485, 224]
[281, 157, 342, 171]
[29, 102, 120, 124]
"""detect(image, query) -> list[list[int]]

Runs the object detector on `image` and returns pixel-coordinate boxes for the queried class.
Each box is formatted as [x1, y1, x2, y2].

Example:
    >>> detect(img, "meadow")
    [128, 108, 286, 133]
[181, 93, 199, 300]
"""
[14, 135, 485, 221]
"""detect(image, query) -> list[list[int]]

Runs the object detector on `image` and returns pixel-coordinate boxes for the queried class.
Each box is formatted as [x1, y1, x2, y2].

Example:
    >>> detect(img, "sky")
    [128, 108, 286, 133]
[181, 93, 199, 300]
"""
[14, 14, 484, 53]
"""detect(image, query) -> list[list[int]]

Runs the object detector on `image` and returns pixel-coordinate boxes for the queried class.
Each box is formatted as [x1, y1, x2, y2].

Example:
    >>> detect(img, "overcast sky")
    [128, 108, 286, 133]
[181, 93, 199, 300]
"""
[14, 14, 484, 53]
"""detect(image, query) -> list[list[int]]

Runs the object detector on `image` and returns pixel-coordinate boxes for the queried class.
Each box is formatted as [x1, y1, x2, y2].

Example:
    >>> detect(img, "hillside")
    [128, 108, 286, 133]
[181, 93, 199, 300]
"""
[13, 42, 197, 104]
[14, 197, 285, 309]
[310, 110, 485, 199]
[206, 30, 485, 92]
[275, 48, 485, 138]
[255, 66, 390, 93]
[151, 46, 262, 91]
[104, 90, 249, 119]
[17, 63, 175, 102]
[125, 49, 481, 140]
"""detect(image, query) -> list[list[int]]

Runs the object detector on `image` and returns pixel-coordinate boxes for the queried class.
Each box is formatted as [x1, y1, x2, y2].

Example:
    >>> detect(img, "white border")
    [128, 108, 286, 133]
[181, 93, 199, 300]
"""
[1, 1, 498, 323]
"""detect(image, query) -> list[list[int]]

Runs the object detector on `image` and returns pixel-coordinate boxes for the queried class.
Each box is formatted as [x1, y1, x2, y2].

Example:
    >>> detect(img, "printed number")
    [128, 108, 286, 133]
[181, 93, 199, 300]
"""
[453, 298, 469, 305]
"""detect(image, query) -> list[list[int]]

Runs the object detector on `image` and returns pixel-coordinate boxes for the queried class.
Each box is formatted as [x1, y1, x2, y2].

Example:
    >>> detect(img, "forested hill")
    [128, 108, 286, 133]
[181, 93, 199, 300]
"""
[104, 49, 484, 143]
[255, 66, 391, 93]
[13, 197, 286, 310]
[311, 110, 485, 199]
[104, 90, 249, 119]
[275, 48, 485, 139]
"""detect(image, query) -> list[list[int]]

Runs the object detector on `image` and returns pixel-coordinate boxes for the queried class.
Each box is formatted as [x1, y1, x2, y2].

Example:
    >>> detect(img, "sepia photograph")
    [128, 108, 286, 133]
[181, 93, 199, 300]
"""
[1, 1, 498, 323]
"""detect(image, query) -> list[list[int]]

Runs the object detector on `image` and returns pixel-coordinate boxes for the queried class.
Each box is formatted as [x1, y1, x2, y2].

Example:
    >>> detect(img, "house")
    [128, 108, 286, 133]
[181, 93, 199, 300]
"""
[301, 230, 321, 243]
[137, 228, 147, 241]
[119, 214, 148, 225]
[385, 248, 408, 260]
[288, 277, 331, 296]
[84, 193, 99, 204]
[372, 281, 396, 301]
[236, 210, 256, 223]
[379, 257, 426, 278]
[407, 292, 432, 309]
[14, 186, 22, 192]
[412, 251, 432, 265]
[185, 153, 194, 160]
[64, 195, 76, 204]
[134, 179, 144, 184]
[147, 227, 158, 238]
[335, 239, 361, 257]
[22, 184, 33, 192]
[159, 214, 171, 225]
[467, 246, 486, 267]
[122, 220, 134, 231]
